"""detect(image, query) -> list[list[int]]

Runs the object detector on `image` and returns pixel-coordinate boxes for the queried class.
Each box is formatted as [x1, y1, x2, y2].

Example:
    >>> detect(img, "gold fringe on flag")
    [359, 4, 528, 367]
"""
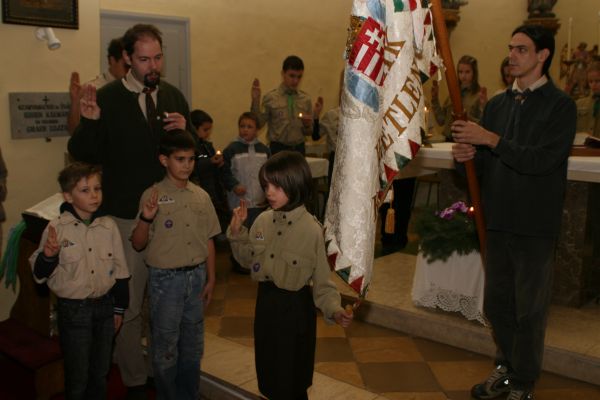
[384, 188, 395, 234]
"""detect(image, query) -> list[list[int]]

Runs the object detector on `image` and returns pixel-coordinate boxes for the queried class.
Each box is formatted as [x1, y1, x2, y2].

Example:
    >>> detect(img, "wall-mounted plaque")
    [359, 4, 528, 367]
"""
[2, 0, 79, 29]
[9, 92, 70, 139]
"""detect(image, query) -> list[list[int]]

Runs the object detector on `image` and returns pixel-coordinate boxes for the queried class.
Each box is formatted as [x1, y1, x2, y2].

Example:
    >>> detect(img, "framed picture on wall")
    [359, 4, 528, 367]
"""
[2, 0, 78, 29]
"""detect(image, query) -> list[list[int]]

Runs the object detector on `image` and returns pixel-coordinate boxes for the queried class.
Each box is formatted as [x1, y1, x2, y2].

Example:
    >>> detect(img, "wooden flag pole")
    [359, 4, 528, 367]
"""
[430, 0, 487, 260]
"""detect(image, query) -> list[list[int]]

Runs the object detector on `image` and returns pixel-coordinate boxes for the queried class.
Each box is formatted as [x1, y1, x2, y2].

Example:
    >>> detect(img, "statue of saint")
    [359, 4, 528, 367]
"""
[566, 43, 592, 98]
[527, 0, 557, 18]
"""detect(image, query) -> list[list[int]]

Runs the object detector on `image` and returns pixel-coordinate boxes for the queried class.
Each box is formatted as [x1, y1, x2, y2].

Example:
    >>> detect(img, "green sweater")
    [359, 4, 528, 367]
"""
[68, 79, 192, 219]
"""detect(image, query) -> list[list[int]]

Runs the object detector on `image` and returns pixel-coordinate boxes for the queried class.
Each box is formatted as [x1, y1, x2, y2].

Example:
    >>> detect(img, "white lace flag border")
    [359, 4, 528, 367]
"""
[324, 0, 438, 297]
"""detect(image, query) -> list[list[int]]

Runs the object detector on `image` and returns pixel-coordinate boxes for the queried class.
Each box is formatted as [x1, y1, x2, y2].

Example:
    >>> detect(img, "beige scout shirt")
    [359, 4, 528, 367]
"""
[227, 206, 343, 320]
[432, 90, 482, 139]
[140, 178, 220, 269]
[30, 212, 130, 299]
[252, 84, 313, 146]
[576, 95, 600, 138]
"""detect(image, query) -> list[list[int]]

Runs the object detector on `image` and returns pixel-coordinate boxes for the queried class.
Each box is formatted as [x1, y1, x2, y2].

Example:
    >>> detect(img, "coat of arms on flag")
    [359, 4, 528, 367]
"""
[324, 0, 438, 298]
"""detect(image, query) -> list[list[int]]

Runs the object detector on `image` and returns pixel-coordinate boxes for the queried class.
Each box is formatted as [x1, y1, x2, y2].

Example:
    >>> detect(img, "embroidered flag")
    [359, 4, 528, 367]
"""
[324, 0, 437, 297]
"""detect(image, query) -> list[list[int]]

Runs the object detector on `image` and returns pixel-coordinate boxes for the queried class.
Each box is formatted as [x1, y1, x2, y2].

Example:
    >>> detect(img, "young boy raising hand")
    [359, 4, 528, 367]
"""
[30, 162, 130, 399]
[131, 129, 220, 400]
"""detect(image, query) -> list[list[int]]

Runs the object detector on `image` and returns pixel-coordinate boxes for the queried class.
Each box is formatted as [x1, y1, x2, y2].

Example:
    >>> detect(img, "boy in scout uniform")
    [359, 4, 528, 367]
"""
[250, 55, 322, 155]
[227, 151, 352, 400]
[30, 162, 130, 399]
[131, 130, 220, 400]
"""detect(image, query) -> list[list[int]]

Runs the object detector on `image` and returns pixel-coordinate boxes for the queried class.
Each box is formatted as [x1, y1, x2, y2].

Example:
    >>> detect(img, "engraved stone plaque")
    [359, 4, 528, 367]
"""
[9, 92, 71, 139]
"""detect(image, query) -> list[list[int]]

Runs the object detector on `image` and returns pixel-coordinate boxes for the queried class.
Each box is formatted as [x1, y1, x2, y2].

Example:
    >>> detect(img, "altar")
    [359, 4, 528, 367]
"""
[412, 250, 486, 324]
[409, 142, 600, 307]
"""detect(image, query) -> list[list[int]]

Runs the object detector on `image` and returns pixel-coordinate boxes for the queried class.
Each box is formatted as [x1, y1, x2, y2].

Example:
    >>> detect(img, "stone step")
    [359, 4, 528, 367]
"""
[343, 293, 600, 386]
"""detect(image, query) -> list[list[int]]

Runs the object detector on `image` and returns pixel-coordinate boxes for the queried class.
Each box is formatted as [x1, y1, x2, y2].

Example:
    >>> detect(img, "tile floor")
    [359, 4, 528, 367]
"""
[203, 241, 600, 400]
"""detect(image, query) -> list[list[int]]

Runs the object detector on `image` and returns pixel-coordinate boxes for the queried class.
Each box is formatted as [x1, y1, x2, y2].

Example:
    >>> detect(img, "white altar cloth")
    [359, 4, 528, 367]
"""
[408, 142, 600, 183]
[412, 250, 486, 324]
[306, 156, 328, 179]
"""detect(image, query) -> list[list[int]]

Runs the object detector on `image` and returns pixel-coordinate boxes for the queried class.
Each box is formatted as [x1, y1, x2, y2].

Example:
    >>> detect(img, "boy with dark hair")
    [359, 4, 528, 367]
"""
[222, 112, 270, 228]
[228, 151, 352, 399]
[190, 109, 229, 231]
[30, 162, 130, 400]
[222, 112, 270, 274]
[131, 130, 220, 399]
[250, 55, 322, 155]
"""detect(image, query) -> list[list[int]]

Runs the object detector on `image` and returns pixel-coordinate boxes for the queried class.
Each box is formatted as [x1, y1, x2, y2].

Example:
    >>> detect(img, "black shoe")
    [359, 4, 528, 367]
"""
[506, 389, 533, 400]
[471, 364, 511, 399]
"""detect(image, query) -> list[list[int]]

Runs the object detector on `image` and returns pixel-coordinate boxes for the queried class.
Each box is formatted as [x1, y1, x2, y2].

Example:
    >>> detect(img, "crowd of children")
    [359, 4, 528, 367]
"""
[31, 49, 351, 400]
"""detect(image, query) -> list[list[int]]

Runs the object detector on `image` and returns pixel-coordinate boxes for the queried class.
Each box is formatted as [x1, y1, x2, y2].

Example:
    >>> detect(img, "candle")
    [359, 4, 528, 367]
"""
[298, 112, 303, 118]
[216, 150, 222, 155]
[567, 17, 573, 60]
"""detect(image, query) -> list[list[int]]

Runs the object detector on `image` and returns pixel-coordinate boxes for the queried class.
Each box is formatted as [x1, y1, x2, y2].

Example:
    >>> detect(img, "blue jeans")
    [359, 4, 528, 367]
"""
[56, 295, 114, 400]
[149, 264, 206, 400]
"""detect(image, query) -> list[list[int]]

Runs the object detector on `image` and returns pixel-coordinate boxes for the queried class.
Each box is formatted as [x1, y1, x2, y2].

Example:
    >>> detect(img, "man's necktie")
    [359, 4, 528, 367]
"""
[286, 90, 295, 118]
[143, 87, 162, 134]
[513, 88, 531, 104]
[505, 89, 531, 140]
[143, 87, 157, 123]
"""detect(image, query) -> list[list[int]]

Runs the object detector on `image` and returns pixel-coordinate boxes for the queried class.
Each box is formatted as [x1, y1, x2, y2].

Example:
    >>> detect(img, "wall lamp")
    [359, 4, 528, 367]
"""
[35, 27, 61, 50]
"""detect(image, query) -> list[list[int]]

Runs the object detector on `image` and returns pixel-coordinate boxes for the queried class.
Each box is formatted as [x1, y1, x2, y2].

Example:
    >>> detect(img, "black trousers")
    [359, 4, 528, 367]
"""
[484, 230, 556, 390]
[270, 141, 305, 156]
[254, 282, 316, 400]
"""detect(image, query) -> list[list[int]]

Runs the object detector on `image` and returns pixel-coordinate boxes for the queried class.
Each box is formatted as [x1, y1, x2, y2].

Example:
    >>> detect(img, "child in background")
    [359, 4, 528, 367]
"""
[251, 55, 320, 155]
[222, 112, 270, 229]
[131, 130, 220, 400]
[227, 151, 353, 400]
[30, 162, 130, 400]
[431, 54, 487, 141]
[190, 109, 229, 232]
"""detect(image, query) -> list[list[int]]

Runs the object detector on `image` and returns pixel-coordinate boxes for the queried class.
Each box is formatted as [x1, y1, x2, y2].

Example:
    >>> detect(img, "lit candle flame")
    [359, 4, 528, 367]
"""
[216, 150, 222, 155]
[298, 112, 303, 118]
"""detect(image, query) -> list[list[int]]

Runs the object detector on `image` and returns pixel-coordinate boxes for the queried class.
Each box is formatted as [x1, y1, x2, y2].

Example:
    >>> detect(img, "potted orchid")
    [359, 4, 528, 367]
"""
[414, 201, 479, 262]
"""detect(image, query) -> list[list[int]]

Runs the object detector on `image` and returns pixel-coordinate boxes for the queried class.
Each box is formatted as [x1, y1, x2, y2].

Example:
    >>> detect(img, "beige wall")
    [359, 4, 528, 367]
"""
[0, 1, 101, 318]
[1, 0, 599, 319]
